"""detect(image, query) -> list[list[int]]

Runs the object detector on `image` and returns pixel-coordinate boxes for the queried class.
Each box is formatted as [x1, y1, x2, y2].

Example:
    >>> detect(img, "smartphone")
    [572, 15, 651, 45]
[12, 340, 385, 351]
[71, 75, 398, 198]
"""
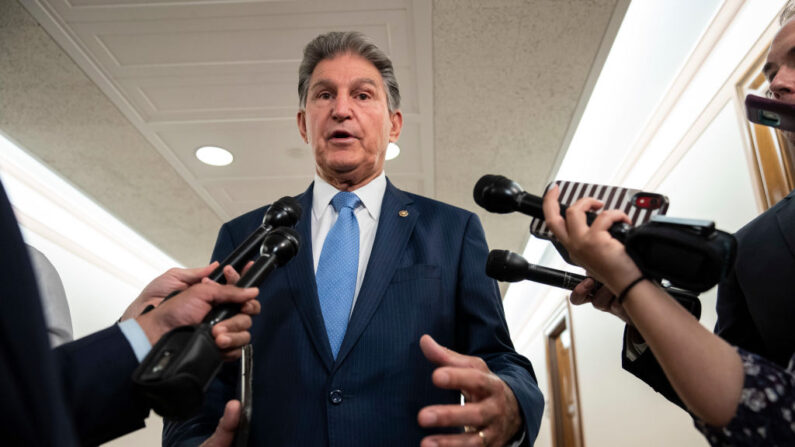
[745, 94, 795, 131]
[530, 181, 669, 265]
[234, 344, 253, 447]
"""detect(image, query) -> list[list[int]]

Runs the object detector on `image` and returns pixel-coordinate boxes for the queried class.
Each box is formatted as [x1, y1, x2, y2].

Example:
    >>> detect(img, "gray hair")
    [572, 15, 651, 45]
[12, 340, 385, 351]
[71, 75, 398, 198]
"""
[298, 31, 401, 112]
[781, 1, 795, 25]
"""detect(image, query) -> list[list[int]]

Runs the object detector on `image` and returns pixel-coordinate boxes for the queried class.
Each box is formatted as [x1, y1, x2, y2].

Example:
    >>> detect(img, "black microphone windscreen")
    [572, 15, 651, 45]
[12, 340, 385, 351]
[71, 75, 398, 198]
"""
[473, 175, 523, 214]
[264, 196, 302, 228]
[261, 227, 300, 264]
[486, 250, 530, 282]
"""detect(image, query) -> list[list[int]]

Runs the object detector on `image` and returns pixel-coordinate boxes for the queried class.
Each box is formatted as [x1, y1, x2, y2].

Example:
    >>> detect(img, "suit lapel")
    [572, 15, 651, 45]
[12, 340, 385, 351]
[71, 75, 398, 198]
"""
[285, 184, 335, 371]
[776, 192, 795, 259]
[334, 180, 417, 368]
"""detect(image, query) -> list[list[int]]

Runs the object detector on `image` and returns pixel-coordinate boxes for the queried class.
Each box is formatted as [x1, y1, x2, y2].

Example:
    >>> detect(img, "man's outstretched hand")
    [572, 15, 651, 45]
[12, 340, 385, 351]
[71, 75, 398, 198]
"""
[417, 335, 522, 447]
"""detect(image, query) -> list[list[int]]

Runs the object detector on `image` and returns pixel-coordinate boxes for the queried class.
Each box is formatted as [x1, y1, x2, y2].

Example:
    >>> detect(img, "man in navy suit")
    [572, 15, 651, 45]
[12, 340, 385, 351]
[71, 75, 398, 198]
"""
[0, 176, 261, 446]
[164, 31, 544, 446]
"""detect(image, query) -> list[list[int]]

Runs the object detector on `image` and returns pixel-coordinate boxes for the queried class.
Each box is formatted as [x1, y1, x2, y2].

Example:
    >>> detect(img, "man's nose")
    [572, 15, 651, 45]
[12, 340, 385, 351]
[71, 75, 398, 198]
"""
[770, 66, 795, 99]
[331, 95, 352, 121]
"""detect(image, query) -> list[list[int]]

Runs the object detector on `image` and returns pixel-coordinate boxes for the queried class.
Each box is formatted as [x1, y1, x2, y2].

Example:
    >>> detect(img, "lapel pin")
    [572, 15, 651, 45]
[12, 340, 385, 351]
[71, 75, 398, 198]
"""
[399, 210, 409, 217]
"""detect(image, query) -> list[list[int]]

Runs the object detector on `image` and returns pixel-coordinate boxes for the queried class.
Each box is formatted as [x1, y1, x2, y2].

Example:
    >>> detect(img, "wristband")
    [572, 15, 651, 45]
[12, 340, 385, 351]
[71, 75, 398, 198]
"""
[617, 276, 647, 304]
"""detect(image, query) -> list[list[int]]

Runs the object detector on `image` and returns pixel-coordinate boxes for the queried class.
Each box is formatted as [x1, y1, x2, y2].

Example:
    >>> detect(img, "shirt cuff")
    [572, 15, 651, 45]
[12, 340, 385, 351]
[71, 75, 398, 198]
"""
[507, 429, 526, 447]
[118, 318, 152, 362]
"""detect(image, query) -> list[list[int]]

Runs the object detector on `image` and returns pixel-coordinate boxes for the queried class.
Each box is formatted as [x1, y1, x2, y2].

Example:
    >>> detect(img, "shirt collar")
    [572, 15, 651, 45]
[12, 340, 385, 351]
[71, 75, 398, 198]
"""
[312, 172, 386, 221]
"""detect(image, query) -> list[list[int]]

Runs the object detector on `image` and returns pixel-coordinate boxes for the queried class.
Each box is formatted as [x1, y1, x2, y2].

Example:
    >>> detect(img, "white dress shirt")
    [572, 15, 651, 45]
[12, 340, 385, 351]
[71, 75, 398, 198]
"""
[311, 172, 385, 314]
[116, 173, 388, 364]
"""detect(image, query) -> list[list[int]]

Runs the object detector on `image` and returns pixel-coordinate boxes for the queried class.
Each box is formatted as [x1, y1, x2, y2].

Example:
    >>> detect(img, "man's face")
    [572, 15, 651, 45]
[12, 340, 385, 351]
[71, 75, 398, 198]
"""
[297, 52, 402, 189]
[764, 19, 795, 145]
[765, 19, 795, 103]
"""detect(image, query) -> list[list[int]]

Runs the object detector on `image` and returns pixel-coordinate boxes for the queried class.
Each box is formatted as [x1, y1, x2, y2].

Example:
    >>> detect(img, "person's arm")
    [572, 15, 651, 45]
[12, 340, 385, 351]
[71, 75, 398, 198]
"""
[54, 264, 259, 446]
[620, 280, 743, 426]
[621, 325, 687, 408]
[542, 185, 744, 427]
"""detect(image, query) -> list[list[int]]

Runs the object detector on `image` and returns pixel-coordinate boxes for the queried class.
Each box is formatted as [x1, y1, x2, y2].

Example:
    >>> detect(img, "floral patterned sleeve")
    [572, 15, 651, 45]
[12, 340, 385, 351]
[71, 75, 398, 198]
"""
[694, 348, 795, 446]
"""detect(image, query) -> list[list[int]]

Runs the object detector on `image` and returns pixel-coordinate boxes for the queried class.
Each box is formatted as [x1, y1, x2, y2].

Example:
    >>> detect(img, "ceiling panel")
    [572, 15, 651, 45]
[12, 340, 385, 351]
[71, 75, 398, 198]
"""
[10, 0, 622, 270]
[23, 0, 434, 223]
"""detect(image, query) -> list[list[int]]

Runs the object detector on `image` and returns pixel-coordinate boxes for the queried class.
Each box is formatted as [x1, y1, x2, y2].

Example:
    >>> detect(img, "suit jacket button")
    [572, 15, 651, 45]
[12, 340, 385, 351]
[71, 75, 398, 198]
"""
[329, 389, 343, 405]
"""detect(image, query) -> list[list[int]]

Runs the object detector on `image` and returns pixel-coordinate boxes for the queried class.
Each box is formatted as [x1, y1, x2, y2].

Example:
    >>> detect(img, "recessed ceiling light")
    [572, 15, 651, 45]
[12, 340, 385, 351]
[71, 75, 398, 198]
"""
[386, 142, 400, 160]
[196, 146, 233, 166]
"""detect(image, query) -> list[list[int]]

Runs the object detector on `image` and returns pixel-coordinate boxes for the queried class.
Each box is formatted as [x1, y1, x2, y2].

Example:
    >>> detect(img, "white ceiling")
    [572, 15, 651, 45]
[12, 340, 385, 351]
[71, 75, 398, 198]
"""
[3, 0, 624, 267]
[21, 0, 435, 220]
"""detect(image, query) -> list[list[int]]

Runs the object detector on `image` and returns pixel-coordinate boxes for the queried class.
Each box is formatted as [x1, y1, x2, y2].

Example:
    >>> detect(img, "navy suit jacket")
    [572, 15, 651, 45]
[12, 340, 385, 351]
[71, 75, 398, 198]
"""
[164, 180, 544, 446]
[0, 179, 149, 446]
[623, 190, 795, 406]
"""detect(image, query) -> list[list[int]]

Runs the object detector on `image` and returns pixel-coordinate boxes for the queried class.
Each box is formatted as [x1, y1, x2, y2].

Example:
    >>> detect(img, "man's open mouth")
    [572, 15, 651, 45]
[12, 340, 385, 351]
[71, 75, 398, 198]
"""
[329, 130, 356, 140]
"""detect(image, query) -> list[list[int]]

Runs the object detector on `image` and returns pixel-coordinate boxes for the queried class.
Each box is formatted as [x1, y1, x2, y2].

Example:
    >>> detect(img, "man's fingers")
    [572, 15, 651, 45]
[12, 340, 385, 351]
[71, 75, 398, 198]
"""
[420, 335, 487, 370]
[208, 283, 259, 305]
[220, 348, 244, 362]
[170, 262, 220, 284]
[239, 298, 261, 316]
[222, 265, 241, 285]
[199, 400, 240, 447]
[213, 313, 252, 336]
[418, 402, 492, 428]
[420, 334, 453, 366]
[240, 260, 255, 277]
[213, 314, 253, 355]
[421, 432, 489, 447]
[215, 331, 251, 351]
[431, 367, 497, 398]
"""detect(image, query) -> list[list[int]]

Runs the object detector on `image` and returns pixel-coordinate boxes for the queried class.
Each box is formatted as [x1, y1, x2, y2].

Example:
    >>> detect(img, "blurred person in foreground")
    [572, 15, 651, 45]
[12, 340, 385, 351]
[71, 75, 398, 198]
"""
[0, 177, 261, 447]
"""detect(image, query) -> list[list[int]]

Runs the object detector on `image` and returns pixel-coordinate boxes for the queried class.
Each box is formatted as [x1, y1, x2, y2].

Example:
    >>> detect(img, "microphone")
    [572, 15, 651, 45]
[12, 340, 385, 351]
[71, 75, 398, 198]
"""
[144, 196, 302, 313]
[473, 174, 629, 240]
[207, 196, 302, 284]
[486, 249, 583, 289]
[204, 227, 300, 326]
[473, 174, 544, 217]
[486, 249, 701, 317]
[132, 227, 301, 419]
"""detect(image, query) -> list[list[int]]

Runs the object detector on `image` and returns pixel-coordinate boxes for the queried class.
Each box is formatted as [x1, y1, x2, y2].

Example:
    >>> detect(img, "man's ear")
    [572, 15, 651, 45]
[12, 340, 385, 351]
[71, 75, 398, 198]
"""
[389, 110, 403, 142]
[297, 110, 308, 143]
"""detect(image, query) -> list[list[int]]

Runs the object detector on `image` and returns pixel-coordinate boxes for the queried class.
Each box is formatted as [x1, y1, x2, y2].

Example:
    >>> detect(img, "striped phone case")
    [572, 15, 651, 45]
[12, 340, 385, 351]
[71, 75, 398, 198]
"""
[530, 180, 670, 242]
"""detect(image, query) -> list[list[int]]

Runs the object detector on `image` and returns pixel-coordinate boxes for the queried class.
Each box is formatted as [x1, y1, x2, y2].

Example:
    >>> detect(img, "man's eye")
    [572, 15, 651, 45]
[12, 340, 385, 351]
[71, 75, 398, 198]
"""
[356, 93, 371, 100]
[317, 92, 332, 99]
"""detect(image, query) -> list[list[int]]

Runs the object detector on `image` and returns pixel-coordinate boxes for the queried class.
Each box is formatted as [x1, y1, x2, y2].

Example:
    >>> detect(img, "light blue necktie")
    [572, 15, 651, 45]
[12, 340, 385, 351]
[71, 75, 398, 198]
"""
[316, 191, 361, 359]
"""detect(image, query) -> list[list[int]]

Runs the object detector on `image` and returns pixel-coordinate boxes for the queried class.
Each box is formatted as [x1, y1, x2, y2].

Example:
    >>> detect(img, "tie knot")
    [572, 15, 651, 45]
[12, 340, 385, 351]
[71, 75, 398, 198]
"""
[331, 191, 360, 212]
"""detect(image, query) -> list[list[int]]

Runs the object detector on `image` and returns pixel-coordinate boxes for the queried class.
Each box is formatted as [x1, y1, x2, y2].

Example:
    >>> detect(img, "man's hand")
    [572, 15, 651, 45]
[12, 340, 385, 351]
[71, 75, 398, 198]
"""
[417, 335, 522, 447]
[135, 278, 260, 358]
[120, 262, 252, 321]
[120, 263, 221, 321]
[199, 400, 241, 447]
